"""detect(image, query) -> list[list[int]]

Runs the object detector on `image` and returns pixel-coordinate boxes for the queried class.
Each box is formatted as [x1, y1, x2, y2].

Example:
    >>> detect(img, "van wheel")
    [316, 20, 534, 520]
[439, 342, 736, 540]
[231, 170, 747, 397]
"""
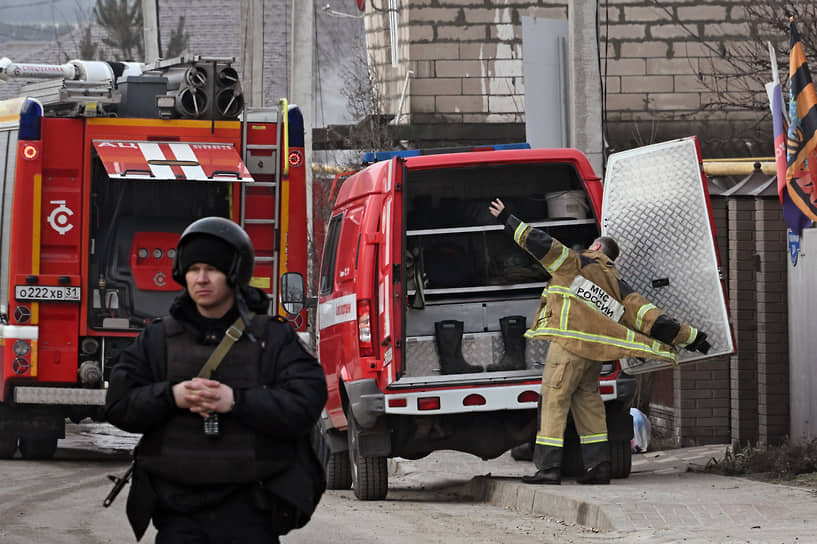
[19, 436, 58, 460]
[0, 435, 18, 459]
[326, 450, 352, 490]
[610, 439, 632, 478]
[347, 412, 387, 500]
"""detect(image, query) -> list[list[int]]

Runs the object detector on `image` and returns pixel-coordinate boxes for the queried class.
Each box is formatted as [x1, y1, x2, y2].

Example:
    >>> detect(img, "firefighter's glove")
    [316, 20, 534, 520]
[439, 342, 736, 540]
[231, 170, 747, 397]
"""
[686, 332, 710, 354]
[495, 205, 511, 225]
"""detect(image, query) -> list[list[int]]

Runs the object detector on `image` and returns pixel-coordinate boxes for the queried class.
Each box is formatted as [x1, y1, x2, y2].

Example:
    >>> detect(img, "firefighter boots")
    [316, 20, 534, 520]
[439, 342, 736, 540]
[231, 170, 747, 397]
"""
[577, 442, 611, 484]
[522, 444, 562, 485]
[434, 320, 484, 374]
[521, 468, 561, 485]
[577, 461, 611, 485]
[487, 315, 527, 371]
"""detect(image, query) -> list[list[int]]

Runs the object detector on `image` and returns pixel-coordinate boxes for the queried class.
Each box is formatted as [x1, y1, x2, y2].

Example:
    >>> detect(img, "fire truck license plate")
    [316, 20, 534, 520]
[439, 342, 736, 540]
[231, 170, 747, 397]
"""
[15, 285, 81, 301]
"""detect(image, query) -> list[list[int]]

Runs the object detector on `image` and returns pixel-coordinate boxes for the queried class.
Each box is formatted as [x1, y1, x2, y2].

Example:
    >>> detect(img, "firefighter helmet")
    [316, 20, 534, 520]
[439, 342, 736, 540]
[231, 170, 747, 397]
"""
[172, 217, 255, 287]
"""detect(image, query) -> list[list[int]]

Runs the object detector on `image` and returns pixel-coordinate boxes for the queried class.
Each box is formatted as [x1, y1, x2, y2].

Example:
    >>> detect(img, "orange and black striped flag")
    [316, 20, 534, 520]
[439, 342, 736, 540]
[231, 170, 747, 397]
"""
[786, 18, 817, 223]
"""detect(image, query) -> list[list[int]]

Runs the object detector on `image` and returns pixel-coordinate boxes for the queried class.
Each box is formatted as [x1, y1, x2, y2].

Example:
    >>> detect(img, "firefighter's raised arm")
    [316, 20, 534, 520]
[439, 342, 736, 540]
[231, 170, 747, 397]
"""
[489, 197, 579, 278]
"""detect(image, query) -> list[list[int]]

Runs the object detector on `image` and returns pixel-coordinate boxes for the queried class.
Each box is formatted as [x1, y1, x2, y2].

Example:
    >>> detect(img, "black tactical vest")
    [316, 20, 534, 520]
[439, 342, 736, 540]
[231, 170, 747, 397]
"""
[136, 315, 295, 485]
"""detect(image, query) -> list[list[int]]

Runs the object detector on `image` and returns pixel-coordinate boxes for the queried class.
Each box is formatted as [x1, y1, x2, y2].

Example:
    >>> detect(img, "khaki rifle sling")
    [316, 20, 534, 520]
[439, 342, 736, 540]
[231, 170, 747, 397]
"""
[196, 314, 255, 378]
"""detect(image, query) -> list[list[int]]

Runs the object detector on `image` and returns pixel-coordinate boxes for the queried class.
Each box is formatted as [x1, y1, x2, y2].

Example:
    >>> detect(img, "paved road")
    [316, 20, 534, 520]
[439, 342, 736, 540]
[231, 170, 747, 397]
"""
[7, 423, 814, 543]
[0, 423, 587, 544]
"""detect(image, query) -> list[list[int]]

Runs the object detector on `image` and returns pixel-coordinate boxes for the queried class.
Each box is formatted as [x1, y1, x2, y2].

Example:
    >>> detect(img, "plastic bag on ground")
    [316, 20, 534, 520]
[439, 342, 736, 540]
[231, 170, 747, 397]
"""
[630, 407, 651, 453]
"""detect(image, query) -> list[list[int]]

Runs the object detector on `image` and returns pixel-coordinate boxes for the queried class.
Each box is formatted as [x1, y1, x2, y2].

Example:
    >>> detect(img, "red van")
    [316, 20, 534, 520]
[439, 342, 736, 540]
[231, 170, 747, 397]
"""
[316, 146, 643, 499]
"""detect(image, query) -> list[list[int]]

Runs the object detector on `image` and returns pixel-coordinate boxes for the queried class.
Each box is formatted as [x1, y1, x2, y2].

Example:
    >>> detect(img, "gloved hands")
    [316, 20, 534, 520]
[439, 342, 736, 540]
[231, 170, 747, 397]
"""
[686, 332, 710, 354]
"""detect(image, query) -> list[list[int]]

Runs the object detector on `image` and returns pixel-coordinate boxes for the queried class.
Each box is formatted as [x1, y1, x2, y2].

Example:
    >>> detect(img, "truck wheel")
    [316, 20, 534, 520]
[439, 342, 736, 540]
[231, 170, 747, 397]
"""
[347, 412, 387, 500]
[0, 435, 18, 459]
[609, 439, 632, 478]
[19, 436, 58, 460]
[326, 450, 352, 490]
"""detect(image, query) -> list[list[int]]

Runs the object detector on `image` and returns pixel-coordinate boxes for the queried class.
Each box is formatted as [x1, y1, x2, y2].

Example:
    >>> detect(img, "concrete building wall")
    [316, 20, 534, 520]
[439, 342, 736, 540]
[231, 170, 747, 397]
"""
[361, 1, 771, 155]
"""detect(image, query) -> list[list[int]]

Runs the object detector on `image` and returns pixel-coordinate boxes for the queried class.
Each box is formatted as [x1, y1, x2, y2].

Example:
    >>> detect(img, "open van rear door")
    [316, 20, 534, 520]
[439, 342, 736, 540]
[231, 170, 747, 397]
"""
[375, 158, 403, 384]
[601, 137, 734, 374]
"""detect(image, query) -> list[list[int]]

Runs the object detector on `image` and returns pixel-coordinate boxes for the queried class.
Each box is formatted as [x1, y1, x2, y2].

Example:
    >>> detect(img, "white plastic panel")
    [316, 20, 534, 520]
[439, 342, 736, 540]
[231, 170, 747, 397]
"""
[14, 386, 107, 405]
[602, 137, 733, 374]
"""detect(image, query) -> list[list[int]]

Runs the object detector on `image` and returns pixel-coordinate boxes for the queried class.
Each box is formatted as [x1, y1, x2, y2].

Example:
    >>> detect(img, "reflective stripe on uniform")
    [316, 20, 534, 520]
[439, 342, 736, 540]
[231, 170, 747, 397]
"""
[546, 245, 570, 273]
[525, 326, 678, 362]
[635, 303, 656, 330]
[535, 435, 564, 447]
[579, 433, 608, 444]
[528, 287, 678, 361]
[560, 291, 570, 328]
[678, 327, 698, 348]
[513, 222, 527, 244]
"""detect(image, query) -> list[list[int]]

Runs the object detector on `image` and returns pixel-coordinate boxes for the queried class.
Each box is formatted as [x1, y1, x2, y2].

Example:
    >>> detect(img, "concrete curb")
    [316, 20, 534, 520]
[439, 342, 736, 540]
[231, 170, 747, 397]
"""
[457, 476, 614, 531]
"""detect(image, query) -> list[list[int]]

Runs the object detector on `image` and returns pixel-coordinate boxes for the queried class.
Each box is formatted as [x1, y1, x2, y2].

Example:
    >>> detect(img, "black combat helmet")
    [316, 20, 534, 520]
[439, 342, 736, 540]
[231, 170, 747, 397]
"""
[171, 216, 255, 287]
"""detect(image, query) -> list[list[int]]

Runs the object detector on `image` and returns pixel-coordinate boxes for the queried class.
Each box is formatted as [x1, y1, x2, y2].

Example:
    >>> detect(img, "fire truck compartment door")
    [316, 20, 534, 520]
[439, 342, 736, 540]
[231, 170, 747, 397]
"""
[92, 140, 254, 181]
[601, 137, 733, 375]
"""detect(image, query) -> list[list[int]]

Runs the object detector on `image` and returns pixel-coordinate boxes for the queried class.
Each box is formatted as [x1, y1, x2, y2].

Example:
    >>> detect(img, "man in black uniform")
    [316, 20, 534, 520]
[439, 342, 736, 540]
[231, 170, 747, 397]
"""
[105, 217, 327, 543]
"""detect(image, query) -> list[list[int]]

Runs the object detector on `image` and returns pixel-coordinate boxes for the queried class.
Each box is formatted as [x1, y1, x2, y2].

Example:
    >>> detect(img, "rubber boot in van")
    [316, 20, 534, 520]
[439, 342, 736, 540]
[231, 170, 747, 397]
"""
[434, 320, 484, 374]
[487, 315, 527, 371]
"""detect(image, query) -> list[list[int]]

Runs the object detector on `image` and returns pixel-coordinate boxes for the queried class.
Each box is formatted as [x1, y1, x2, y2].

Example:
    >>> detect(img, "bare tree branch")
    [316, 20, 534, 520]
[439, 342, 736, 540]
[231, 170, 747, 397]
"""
[644, 0, 817, 113]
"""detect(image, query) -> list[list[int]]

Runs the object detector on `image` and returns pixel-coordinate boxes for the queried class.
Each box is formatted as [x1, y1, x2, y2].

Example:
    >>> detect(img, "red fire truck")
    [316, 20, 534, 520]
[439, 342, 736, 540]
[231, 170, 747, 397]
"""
[0, 56, 309, 459]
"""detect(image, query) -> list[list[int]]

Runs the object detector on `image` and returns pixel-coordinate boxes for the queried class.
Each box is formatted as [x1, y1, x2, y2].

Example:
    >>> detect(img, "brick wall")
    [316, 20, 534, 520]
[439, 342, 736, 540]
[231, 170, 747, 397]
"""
[362, 1, 772, 154]
[675, 357, 731, 446]
[728, 197, 759, 444]
[754, 199, 790, 446]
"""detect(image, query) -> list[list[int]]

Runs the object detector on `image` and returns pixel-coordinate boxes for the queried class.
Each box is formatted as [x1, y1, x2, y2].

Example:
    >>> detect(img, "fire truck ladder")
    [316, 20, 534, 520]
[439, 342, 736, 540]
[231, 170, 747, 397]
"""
[240, 106, 283, 311]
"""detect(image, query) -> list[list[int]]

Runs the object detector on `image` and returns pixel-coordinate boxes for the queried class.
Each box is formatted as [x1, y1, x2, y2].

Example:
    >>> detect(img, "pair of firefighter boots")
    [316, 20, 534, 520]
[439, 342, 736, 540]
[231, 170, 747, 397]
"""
[521, 466, 610, 485]
[522, 444, 611, 485]
[434, 316, 527, 375]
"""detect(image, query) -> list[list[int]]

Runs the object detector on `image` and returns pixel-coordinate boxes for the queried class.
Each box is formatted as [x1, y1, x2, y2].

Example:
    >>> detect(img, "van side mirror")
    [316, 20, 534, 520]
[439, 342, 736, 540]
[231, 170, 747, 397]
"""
[280, 272, 305, 316]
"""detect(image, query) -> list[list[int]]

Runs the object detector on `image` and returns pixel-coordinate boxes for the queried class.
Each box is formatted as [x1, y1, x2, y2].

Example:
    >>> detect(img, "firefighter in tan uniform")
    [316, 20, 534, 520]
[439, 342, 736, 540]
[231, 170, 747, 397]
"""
[489, 199, 710, 485]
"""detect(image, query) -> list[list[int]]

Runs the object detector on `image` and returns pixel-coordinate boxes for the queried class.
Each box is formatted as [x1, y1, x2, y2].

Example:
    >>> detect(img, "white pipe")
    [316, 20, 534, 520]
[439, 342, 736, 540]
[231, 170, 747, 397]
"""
[0, 58, 76, 81]
[0, 58, 143, 84]
[395, 69, 413, 124]
[389, 0, 399, 67]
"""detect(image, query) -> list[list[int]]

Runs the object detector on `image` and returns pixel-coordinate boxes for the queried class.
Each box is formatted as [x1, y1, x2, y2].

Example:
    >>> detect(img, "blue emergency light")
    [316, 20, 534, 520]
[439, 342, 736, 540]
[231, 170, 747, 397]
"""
[361, 142, 531, 165]
[19, 99, 43, 141]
